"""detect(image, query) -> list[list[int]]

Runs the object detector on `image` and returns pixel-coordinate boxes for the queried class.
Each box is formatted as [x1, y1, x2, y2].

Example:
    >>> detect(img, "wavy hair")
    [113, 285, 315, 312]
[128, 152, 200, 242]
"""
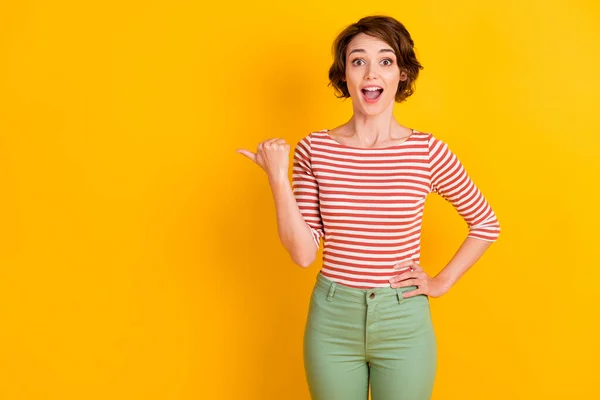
[328, 15, 424, 103]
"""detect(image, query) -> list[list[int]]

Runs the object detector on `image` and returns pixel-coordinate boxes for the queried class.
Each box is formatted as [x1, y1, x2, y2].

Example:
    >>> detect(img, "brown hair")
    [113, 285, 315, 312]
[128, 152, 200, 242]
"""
[328, 15, 424, 103]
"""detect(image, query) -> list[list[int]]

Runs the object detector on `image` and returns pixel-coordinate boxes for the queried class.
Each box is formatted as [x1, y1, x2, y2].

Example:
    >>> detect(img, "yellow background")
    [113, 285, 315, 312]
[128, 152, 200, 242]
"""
[1, 1, 598, 399]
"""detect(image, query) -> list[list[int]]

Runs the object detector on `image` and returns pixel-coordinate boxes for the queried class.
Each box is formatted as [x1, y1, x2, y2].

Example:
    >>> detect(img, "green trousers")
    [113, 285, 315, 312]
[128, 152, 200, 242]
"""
[303, 272, 437, 400]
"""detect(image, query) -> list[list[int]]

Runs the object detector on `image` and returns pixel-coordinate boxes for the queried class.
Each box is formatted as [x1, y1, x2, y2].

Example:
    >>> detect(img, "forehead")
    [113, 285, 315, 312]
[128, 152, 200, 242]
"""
[347, 33, 394, 55]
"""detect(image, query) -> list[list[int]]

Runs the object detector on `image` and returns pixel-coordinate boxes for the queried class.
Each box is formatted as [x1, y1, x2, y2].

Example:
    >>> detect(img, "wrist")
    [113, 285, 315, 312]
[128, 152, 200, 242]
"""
[268, 173, 289, 186]
[434, 273, 454, 292]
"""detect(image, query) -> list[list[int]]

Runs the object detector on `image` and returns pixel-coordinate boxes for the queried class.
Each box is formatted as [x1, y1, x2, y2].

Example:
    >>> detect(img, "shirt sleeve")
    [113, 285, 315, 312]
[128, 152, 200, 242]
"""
[428, 134, 501, 242]
[292, 134, 325, 249]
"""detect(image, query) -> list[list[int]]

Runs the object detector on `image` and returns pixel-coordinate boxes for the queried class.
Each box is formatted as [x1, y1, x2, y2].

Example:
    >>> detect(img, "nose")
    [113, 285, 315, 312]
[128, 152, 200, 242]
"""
[364, 61, 379, 79]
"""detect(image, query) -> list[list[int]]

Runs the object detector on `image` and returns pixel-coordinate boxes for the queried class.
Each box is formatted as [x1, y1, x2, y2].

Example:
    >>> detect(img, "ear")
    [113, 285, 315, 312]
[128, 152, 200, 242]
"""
[399, 71, 408, 82]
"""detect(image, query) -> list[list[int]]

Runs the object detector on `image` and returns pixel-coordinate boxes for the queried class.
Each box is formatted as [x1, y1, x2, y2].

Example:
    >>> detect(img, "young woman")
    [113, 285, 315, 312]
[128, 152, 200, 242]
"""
[237, 15, 500, 400]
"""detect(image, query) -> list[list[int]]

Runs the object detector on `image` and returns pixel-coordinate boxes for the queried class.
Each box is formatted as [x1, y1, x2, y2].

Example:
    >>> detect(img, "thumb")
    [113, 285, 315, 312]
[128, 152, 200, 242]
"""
[236, 149, 257, 163]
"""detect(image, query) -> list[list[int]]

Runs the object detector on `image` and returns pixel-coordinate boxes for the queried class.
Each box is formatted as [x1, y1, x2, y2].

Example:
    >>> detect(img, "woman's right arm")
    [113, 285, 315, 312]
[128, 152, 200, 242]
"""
[237, 136, 321, 268]
[268, 175, 319, 267]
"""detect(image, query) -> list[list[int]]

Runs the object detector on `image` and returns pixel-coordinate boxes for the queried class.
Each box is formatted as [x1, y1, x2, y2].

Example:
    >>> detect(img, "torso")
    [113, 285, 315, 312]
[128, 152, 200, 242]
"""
[291, 129, 500, 289]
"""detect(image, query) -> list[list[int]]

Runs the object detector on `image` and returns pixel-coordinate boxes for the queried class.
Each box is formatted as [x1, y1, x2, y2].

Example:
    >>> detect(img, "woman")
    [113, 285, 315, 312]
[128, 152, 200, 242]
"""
[237, 15, 500, 400]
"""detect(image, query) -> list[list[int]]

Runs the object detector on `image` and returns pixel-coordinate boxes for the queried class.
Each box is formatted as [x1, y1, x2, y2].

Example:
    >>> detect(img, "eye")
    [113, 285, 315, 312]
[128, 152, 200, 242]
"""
[350, 58, 394, 66]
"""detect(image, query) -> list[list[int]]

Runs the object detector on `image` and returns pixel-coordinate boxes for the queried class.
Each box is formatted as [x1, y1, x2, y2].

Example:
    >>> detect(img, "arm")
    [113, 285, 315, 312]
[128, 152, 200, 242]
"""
[434, 237, 493, 291]
[269, 173, 320, 268]
[236, 136, 321, 268]
[270, 135, 324, 268]
[428, 135, 501, 292]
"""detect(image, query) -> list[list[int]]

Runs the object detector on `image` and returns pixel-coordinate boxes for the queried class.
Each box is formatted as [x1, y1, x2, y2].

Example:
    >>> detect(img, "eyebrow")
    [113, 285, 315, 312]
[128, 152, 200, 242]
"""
[348, 48, 395, 55]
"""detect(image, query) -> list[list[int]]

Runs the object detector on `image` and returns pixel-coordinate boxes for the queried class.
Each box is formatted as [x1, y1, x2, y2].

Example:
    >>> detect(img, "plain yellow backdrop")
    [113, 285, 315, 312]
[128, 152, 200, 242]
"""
[1, 0, 599, 399]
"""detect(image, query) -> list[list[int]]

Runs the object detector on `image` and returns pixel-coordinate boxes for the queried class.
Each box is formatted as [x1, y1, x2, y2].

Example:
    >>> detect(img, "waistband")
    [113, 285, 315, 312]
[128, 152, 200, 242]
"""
[314, 271, 420, 305]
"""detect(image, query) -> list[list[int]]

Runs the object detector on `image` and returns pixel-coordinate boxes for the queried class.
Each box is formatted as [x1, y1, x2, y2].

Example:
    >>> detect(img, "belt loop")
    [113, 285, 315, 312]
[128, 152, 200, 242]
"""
[395, 288, 403, 304]
[327, 282, 337, 301]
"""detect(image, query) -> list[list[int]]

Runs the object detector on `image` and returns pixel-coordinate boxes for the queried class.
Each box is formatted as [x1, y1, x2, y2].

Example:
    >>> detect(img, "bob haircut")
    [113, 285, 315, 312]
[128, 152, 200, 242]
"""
[328, 15, 424, 103]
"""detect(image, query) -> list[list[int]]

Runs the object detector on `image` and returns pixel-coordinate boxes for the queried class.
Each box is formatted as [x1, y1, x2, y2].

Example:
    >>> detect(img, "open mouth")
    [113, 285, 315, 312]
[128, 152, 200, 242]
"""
[361, 88, 384, 102]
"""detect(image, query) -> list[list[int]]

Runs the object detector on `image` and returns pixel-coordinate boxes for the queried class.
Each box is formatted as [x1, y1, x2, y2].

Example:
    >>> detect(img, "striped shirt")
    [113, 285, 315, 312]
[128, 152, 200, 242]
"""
[292, 129, 500, 289]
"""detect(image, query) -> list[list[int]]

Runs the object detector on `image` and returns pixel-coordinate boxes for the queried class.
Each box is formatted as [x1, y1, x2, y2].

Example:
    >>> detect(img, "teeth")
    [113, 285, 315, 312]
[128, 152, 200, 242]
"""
[363, 87, 382, 91]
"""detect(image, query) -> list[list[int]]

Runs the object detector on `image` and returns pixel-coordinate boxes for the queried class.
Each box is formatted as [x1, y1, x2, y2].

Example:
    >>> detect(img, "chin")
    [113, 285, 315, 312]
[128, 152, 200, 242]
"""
[354, 98, 392, 114]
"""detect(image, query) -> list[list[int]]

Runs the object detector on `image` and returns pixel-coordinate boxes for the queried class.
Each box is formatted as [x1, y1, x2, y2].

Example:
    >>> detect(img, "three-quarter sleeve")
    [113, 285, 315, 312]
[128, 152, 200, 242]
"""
[292, 135, 325, 249]
[428, 134, 501, 242]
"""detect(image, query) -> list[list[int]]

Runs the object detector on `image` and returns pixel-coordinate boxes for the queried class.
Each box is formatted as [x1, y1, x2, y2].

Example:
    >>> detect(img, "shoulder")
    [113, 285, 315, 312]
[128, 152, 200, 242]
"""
[407, 129, 436, 151]
[409, 130, 441, 145]
[295, 130, 329, 150]
[294, 130, 328, 160]
[410, 130, 434, 143]
[416, 131, 452, 152]
[409, 131, 456, 165]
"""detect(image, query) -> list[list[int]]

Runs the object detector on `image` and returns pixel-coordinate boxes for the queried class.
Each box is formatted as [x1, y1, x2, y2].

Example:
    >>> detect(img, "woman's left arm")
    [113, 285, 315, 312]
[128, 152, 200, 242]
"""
[390, 134, 500, 298]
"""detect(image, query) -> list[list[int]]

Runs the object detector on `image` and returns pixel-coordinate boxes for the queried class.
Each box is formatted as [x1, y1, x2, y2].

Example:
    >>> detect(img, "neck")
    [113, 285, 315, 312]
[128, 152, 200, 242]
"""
[347, 109, 400, 147]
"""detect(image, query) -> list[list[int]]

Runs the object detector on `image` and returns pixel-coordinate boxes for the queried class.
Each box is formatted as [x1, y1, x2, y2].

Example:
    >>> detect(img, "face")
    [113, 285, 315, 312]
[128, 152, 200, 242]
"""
[344, 33, 408, 113]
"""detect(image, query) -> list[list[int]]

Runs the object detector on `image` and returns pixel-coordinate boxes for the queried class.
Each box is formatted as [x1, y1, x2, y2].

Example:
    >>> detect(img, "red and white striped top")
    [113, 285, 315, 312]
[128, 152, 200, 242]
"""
[292, 129, 500, 289]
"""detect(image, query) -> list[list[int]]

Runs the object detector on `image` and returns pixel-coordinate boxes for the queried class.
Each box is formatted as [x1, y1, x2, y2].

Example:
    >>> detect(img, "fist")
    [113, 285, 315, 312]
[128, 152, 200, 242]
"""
[236, 138, 291, 182]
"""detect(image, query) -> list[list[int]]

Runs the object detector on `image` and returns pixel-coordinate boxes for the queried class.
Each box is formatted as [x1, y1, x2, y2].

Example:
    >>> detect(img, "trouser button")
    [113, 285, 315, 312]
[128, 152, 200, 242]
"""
[369, 293, 375, 299]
